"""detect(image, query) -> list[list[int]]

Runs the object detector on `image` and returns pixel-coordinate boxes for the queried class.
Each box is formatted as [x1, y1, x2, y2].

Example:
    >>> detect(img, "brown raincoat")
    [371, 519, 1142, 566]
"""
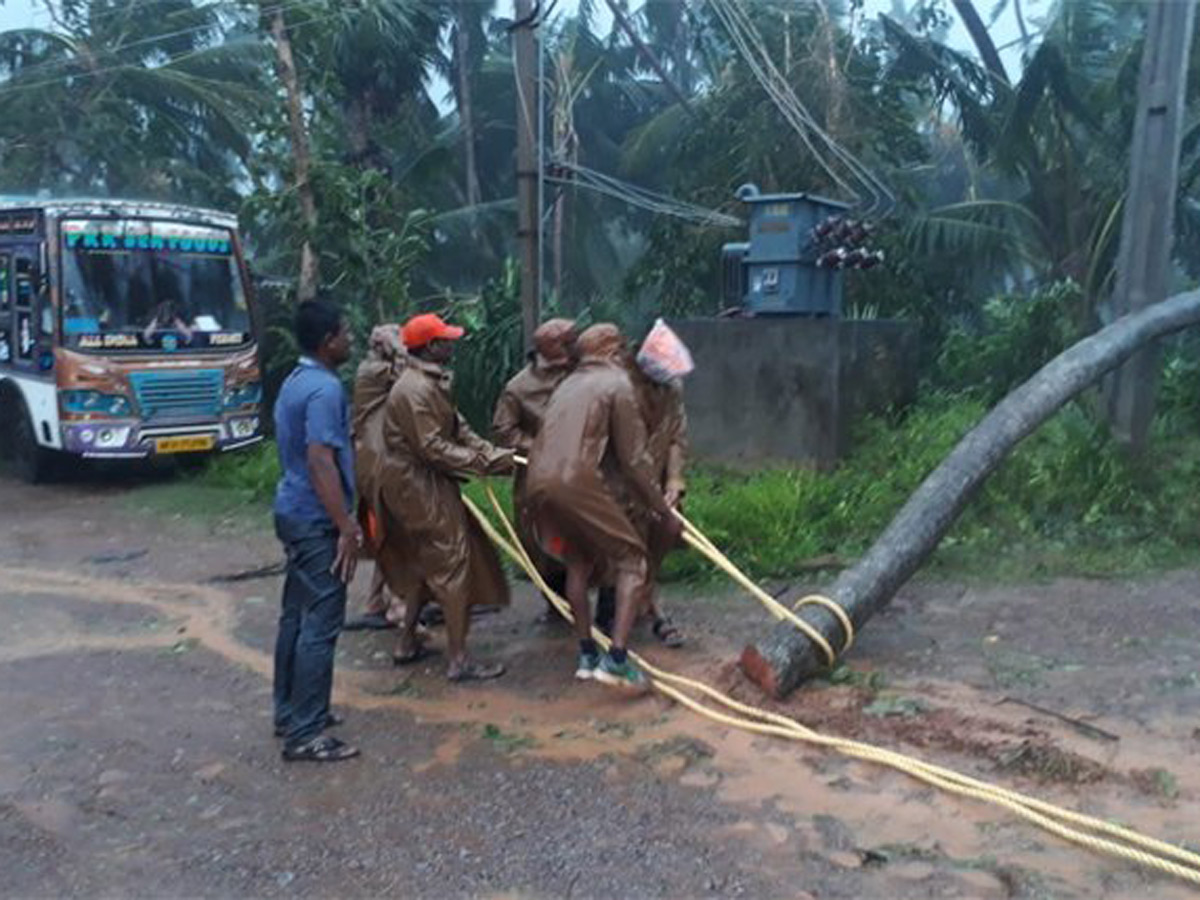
[352, 328, 407, 617]
[492, 353, 573, 569]
[627, 369, 689, 574]
[636, 373, 688, 500]
[374, 357, 514, 626]
[354, 358, 402, 548]
[525, 346, 663, 583]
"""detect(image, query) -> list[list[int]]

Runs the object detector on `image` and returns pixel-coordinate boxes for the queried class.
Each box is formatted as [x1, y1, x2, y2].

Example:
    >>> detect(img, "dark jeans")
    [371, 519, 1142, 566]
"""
[273, 514, 347, 747]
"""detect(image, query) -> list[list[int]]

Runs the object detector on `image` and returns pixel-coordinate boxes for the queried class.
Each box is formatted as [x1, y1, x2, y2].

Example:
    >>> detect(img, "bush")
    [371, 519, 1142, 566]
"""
[449, 259, 526, 433]
[200, 441, 280, 500]
[935, 281, 1085, 402]
[664, 393, 1200, 581]
[1158, 333, 1200, 434]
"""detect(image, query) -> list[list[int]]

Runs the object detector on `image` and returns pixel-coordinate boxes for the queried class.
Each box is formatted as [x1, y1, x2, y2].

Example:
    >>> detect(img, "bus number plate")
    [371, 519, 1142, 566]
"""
[156, 435, 216, 454]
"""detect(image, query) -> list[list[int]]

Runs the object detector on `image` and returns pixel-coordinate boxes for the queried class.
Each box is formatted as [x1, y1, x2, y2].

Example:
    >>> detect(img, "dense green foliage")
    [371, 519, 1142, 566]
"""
[6, 1, 1198, 365]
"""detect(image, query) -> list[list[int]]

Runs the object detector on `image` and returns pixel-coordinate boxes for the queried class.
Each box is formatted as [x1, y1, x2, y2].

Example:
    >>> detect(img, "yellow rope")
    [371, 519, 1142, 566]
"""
[794, 593, 855, 654]
[675, 511, 849, 664]
[464, 482, 1200, 887]
[511, 455, 848, 660]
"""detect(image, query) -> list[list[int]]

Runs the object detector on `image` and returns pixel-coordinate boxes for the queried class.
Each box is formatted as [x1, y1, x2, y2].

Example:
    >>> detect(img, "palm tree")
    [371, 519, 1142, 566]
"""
[444, 0, 492, 208]
[259, 0, 320, 302]
[0, 0, 262, 206]
[321, 0, 444, 171]
[881, 1, 1186, 315]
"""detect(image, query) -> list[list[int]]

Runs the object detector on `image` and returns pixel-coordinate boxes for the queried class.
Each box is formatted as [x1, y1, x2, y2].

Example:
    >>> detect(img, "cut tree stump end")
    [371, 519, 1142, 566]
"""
[739, 643, 782, 699]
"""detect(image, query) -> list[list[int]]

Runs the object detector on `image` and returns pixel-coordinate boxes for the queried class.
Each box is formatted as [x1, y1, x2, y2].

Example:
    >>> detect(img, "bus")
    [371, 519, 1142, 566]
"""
[0, 199, 263, 482]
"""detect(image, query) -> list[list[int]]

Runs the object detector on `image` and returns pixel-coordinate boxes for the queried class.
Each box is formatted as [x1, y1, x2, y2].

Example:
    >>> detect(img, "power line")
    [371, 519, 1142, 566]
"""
[549, 158, 741, 228]
[706, 0, 895, 218]
[0, 5, 339, 98]
[0, 1, 309, 84]
[711, 0, 870, 205]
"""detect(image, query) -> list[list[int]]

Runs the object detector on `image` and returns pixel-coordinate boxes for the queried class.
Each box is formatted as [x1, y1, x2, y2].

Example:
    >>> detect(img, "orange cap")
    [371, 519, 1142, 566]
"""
[401, 313, 465, 350]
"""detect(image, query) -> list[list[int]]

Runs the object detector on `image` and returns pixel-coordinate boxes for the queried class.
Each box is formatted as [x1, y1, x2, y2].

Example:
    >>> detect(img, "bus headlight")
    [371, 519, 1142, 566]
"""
[224, 382, 262, 410]
[61, 390, 133, 416]
[230, 417, 259, 439]
[95, 426, 131, 449]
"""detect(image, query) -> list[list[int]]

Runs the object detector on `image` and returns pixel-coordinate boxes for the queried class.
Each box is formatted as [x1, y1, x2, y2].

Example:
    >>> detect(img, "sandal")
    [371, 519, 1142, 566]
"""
[281, 735, 360, 763]
[652, 617, 685, 648]
[274, 711, 345, 737]
[392, 643, 438, 666]
[446, 660, 505, 682]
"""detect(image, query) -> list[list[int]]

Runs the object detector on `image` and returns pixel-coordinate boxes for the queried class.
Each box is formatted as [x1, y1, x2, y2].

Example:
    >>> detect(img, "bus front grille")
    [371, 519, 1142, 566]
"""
[130, 370, 223, 421]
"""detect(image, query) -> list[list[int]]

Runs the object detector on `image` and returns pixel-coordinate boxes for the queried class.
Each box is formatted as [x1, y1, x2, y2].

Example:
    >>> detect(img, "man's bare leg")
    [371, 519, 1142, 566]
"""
[565, 560, 592, 642]
[444, 600, 504, 682]
[365, 566, 387, 615]
[565, 560, 603, 680]
[610, 569, 642, 651]
[392, 590, 426, 664]
[594, 568, 649, 691]
[644, 589, 684, 648]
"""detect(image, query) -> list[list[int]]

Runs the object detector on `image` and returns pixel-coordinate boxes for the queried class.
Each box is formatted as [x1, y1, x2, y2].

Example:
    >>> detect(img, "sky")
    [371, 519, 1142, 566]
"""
[0, 0, 1051, 114]
[0, 0, 1050, 73]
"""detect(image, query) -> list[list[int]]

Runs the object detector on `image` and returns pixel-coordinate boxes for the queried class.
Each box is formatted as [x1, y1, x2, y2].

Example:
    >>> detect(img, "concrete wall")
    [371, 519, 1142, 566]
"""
[838, 319, 921, 426]
[671, 317, 918, 468]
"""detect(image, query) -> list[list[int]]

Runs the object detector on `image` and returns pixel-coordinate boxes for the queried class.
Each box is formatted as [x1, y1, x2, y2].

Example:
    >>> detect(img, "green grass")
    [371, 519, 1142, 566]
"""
[121, 473, 271, 537]
[130, 393, 1200, 583]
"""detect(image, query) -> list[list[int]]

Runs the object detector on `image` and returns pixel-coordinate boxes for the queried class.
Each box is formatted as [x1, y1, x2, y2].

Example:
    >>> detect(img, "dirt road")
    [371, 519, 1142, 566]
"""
[2, 469, 1199, 898]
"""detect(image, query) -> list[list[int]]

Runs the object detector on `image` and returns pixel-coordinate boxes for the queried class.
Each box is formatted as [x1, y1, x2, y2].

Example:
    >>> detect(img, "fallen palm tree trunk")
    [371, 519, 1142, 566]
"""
[741, 290, 1200, 698]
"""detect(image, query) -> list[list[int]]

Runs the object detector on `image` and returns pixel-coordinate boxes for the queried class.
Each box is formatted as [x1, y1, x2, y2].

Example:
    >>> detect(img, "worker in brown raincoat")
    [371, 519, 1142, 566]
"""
[374, 313, 516, 681]
[596, 324, 693, 646]
[491, 318, 578, 623]
[344, 324, 408, 634]
[525, 323, 681, 692]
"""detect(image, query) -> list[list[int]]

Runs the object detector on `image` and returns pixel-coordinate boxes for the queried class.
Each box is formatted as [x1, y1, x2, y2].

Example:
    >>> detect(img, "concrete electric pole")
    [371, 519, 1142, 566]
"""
[513, 0, 541, 354]
[1108, 0, 1196, 451]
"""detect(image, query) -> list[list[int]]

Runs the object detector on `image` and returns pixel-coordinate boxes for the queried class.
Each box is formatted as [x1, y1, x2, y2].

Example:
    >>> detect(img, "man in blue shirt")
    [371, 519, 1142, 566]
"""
[272, 300, 361, 762]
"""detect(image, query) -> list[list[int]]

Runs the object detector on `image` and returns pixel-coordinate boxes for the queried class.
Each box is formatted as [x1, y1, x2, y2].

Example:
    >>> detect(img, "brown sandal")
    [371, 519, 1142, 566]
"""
[447, 660, 505, 682]
[392, 643, 438, 666]
[652, 617, 685, 648]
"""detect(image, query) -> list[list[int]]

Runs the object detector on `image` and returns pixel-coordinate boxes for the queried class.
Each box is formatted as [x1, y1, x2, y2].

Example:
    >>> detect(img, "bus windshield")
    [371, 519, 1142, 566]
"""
[60, 218, 250, 352]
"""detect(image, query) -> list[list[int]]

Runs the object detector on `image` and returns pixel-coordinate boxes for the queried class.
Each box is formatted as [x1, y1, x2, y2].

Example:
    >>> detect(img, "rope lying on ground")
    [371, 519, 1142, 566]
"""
[463, 482, 1200, 887]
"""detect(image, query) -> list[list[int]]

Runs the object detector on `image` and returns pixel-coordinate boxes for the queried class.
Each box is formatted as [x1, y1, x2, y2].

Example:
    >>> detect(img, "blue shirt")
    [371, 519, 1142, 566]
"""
[273, 357, 355, 525]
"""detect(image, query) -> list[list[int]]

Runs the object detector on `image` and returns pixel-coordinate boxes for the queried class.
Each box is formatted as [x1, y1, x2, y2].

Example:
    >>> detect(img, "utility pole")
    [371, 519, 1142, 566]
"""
[513, 0, 540, 353]
[1107, 0, 1196, 451]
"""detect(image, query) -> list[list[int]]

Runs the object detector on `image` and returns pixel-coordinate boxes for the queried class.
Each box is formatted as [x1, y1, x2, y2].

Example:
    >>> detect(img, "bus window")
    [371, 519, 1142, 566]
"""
[60, 219, 249, 352]
[14, 257, 33, 308]
[12, 252, 47, 365]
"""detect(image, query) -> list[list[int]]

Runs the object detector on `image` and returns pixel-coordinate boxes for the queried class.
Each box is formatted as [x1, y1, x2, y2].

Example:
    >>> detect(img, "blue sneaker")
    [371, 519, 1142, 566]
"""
[575, 652, 601, 681]
[593, 653, 649, 693]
